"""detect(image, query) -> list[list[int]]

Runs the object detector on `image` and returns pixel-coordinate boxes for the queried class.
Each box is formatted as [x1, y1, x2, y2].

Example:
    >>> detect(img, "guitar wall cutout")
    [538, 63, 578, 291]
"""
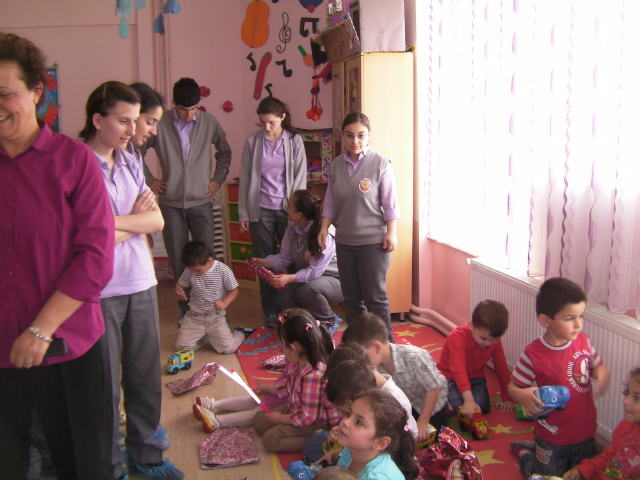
[299, 17, 319, 37]
[241, 0, 270, 48]
[253, 52, 273, 100]
[275, 59, 293, 78]
[247, 52, 257, 71]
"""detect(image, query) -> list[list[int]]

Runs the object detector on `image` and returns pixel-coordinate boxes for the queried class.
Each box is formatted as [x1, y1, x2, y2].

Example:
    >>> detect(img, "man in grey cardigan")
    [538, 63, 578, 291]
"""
[139, 77, 231, 323]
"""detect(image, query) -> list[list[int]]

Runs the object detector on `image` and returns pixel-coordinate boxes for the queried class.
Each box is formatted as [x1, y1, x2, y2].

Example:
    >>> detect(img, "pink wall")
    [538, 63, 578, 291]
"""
[413, 234, 473, 327]
[1, 1, 142, 139]
[1, 0, 334, 177]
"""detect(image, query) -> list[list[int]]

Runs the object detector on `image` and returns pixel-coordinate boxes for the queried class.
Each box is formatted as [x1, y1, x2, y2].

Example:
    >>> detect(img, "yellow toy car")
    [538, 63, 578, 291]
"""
[457, 406, 491, 440]
[164, 349, 194, 375]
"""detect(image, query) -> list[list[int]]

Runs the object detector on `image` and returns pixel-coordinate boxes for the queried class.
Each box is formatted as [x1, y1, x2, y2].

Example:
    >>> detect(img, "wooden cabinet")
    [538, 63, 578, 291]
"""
[331, 52, 414, 315]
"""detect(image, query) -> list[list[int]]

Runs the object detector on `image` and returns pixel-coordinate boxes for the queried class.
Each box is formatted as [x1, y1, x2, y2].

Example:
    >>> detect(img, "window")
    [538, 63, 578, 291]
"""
[416, 0, 640, 314]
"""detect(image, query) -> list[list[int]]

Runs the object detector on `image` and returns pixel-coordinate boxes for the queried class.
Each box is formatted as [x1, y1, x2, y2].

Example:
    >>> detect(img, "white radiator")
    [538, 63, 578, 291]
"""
[469, 258, 640, 442]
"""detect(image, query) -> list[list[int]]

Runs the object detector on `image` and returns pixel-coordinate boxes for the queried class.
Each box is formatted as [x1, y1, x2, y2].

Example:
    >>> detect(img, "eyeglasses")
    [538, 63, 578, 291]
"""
[343, 133, 369, 141]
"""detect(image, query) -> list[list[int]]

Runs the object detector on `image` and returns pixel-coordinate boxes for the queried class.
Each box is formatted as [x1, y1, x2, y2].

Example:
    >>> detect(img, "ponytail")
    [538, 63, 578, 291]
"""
[393, 430, 419, 480]
[291, 189, 324, 258]
[256, 96, 295, 133]
[276, 308, 334, 368]
[354, 390, 419, 480]
[80, 81, 140, 140]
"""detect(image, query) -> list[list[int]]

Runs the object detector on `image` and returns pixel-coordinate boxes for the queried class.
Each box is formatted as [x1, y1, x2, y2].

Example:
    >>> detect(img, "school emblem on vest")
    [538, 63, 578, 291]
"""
[304, 251, 311, 263]
[359, 178, 372, 193]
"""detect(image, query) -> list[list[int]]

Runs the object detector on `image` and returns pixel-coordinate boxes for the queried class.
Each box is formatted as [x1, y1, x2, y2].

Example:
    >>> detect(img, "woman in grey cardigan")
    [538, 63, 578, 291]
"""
[238, 97, 307, 326]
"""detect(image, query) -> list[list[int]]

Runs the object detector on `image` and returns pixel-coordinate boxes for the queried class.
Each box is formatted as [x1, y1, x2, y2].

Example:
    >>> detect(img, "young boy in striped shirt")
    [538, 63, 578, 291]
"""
[175, 241, 255, 353]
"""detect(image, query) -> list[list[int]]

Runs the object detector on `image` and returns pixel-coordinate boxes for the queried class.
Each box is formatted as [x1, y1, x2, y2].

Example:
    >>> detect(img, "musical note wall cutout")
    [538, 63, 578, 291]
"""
[276, 12, 291, 53]
[299, 17, 319, 37]
[264, 83, 273, 96]
[275, 59, 293, 77]
[247, 52, 257, 71]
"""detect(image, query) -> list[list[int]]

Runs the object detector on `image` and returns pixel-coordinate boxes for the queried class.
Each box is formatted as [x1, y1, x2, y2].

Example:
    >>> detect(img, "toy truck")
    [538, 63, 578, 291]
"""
[522, 385, 570, 419]
[416, 423, 438, 450]
[457, 407, 491, 440]
[286, 457, 329, 480]
[164, 349, 194, 375]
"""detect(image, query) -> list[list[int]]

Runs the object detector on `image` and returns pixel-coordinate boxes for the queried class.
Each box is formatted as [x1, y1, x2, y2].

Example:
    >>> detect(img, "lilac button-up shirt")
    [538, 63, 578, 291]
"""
[173, 108, 197, 165]
[94, 149, 157, 298]
[266, 221, 336, 283]
[323, 146, 400, 221]
[0, 123, 115, 367]
[259, 130, 288, 210]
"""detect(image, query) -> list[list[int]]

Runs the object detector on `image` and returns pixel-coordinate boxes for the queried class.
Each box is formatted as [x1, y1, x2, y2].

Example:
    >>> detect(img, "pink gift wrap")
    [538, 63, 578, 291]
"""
[260, 353, 286, 371]
[246, 257, 289, 291]
[200, 428, 260, 469]
[165, 362, 218, 395]
[417, 427, 483, 480]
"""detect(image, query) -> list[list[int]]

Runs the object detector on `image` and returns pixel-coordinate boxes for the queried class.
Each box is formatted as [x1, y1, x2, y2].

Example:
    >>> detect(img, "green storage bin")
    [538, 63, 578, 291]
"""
[228, 203, 239, 221]
[231, 243, 253, 260]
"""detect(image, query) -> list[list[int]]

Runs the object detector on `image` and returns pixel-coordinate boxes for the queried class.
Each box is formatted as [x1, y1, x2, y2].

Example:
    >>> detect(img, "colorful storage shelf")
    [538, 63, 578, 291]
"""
[295, 128, 332, 184]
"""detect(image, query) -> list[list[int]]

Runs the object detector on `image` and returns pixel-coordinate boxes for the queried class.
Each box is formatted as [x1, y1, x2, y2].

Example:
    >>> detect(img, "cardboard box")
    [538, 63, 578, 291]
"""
[320, 23, 353, 63]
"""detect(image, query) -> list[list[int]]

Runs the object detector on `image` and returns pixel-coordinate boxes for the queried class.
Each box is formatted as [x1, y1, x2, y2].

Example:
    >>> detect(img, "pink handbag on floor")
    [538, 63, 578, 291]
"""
[200, 427, 260, 469]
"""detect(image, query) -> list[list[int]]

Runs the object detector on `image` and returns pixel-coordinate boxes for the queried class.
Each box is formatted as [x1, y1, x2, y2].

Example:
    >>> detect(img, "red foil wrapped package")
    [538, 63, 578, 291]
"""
[260, 353, 286, 371]
[246, 257, 289, 291]
[165, 362, 218, 395]
[417, 427, 483, 480]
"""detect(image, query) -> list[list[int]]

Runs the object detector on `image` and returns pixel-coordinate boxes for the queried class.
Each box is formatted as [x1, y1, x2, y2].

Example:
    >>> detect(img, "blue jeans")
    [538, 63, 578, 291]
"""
[519, 434, 597, 478]
[447, 378, 491, 414]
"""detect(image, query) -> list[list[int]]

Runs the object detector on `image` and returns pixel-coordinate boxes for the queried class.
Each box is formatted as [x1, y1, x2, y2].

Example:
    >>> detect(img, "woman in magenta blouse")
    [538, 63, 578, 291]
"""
[0, 33, 115, 478]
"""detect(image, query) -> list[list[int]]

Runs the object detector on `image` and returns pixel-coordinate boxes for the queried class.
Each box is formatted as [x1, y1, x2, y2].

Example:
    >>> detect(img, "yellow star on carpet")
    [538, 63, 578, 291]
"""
[489, 424, 513, 435]
[407, 324, 423, 328]
[396, 330, 419, 337]
[475, 449, 504, 467]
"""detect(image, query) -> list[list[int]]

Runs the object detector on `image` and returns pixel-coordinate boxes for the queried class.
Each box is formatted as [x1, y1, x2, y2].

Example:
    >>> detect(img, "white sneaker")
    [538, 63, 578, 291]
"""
[195, 396, 216, 412]
[193, 404, 220, 433]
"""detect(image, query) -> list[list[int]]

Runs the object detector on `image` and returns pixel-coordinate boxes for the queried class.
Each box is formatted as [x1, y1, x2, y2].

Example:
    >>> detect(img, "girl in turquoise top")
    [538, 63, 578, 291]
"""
[321, 390, 418, 480]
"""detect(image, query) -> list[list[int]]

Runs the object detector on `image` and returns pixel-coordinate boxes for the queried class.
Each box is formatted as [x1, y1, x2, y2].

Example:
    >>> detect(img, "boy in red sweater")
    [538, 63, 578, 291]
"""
[562, 366, 640, 480]
[436, 300, 514, 420]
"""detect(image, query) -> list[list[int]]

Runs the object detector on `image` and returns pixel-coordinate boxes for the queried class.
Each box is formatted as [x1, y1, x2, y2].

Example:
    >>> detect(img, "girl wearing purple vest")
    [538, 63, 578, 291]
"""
[82, 82, 184, 480]
[318, 113, 399, 340]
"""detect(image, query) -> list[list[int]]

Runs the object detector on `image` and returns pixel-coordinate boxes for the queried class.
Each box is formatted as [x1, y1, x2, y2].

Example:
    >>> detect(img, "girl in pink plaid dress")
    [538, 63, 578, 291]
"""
[193, 309, 341, 452]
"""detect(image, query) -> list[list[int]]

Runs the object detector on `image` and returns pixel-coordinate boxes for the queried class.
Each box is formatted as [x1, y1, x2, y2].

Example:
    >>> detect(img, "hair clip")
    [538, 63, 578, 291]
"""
[305, 323, 313, 331]
[404, 425, 409, 432]
[278, 313, 286, 324]
[102, 82, 108, 99]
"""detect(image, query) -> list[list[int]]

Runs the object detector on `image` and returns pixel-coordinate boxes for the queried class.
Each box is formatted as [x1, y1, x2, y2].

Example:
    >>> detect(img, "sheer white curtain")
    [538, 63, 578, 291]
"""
[417, 0, 640, 314]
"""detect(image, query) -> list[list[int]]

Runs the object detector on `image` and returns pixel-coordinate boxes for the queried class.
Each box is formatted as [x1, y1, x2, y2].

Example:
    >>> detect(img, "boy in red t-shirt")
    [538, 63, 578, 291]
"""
[509, 277, 610, 479]
[437, 300, 514, 420]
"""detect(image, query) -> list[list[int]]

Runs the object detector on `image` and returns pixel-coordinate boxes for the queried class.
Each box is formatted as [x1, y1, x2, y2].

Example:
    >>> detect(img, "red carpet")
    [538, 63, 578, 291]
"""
[236, 323, 531, 478]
